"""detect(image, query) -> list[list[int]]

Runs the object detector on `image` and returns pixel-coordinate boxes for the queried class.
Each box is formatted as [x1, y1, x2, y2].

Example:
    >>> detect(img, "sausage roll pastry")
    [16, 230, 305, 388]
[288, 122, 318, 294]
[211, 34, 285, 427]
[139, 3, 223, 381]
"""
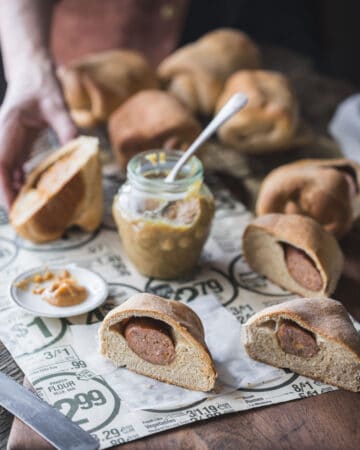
[256, 158, 360, 238]
[158, 28, 261, 116]
[242, 297, 360, 392]
[10, 136, 103, 243]
[216, 70, 299, 153]
[242, 214, 343, 298]
[99, 293, 217, 391]
[58, 50, 159, 128]
[108, 90, 201, 169]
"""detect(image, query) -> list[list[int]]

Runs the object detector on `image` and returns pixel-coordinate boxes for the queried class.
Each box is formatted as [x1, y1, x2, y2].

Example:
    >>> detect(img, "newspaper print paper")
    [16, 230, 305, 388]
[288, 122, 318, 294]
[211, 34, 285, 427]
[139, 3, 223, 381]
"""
[69, 295, 285, 411]
[0, 159, 349, 449]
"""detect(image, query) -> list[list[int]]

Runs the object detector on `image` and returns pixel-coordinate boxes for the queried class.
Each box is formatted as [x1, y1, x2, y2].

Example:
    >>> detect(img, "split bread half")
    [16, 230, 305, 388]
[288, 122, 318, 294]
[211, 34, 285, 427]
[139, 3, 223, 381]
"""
[10, 136, 103, 243]
[243, 214, 343, 298]
[242, 297, 360, 392]
[99, 293, 217, 391]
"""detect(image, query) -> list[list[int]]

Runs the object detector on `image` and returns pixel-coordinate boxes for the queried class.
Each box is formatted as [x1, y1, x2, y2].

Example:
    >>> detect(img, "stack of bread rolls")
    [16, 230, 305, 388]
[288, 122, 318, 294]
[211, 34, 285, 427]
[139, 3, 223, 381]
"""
[243, 158, 360, 301]
[57, 27, 302, 167]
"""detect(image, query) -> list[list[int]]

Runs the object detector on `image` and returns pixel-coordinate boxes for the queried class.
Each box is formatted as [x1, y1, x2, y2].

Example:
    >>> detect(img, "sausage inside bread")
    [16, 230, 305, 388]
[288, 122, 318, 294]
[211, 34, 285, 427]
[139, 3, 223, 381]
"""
[242, 214, 343, 298]
[99, 293, 217, 391]
[10, 136, 103, 243]
[242, 297, 360, 392]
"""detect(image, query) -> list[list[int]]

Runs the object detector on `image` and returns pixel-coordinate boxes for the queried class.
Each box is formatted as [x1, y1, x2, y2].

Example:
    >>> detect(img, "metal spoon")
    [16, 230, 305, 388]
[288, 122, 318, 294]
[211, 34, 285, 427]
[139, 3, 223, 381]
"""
[165, 92, 248, 183]
[143, 92, 248, 220]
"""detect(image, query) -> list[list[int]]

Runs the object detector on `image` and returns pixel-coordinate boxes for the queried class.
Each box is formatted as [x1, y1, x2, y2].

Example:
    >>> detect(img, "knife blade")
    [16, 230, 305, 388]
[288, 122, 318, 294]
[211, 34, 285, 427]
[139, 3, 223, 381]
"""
[0, 372, 99, 450]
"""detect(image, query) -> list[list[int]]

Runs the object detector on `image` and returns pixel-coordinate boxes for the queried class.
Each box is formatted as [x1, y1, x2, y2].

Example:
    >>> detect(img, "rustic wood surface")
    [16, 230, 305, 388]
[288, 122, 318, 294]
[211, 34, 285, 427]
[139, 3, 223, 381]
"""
[1, 46, 360, 449]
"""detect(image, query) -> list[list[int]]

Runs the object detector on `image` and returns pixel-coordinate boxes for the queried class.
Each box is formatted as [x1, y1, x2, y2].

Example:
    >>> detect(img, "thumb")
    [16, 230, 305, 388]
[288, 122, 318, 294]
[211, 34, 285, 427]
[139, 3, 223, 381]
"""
[41, 95, 78, 144]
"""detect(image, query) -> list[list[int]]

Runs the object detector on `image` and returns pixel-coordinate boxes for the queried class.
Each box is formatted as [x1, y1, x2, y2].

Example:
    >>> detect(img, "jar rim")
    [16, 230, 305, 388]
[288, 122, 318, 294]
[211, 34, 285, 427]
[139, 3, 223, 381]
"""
[127, 149, 203, 193]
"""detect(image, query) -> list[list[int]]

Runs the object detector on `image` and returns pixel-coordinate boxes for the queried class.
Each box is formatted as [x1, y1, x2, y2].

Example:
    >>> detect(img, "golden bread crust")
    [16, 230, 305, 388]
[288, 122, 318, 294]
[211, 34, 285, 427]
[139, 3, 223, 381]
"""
[216, 70, 299, 152]
[242, 297, 360, 391]
[158, 28, 261, 115]
[243, 214, 344, 297]
[58, 49, 159, 127]
[108, 90, 201, 169]
[256, 158, 360, 238]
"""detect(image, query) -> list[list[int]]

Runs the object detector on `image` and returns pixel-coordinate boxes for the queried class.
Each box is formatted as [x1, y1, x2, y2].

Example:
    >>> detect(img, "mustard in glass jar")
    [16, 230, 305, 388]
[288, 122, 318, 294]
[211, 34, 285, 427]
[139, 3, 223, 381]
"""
[113, 150, 214, 279]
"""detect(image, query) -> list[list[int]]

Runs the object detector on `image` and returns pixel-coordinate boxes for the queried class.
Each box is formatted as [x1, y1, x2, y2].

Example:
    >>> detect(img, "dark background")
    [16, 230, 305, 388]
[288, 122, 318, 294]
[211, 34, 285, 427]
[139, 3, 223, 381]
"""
[180, 0, 360, 86]
[0, 0, 359, 102]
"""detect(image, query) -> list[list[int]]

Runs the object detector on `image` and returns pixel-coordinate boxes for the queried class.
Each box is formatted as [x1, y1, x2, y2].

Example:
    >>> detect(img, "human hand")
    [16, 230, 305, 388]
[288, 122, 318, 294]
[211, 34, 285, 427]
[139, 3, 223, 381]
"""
[0, 56, 77, 210]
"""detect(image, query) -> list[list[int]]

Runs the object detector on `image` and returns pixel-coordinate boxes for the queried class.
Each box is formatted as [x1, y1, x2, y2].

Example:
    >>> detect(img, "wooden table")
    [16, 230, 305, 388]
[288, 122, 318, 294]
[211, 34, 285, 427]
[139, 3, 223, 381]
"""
[1, 46, 360, 449]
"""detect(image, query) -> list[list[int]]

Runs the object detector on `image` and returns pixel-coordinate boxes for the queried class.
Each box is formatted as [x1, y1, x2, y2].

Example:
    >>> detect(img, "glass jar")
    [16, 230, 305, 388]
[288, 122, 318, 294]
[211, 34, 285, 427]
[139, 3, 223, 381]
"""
[113, 150, 214, 279]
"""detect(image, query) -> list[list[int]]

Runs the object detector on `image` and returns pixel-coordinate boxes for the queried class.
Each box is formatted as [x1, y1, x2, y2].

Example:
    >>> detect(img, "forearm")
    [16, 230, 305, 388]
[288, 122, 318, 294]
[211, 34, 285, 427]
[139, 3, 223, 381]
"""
[0, 0, 56, 80]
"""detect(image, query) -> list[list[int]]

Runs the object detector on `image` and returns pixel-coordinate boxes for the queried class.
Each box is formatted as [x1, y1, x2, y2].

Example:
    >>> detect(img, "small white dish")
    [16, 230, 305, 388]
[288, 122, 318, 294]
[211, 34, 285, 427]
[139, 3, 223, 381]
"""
[9, 264, 109, 318]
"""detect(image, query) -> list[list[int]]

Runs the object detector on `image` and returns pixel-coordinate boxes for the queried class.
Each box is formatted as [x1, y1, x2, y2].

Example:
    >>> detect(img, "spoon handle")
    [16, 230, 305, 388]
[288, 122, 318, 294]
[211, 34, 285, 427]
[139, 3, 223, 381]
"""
[165, 92, 248, 183]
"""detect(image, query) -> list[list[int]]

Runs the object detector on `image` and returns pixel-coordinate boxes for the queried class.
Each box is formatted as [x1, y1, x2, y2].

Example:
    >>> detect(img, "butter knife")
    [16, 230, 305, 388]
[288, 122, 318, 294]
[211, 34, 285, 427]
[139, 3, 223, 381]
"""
[0, 372, 99, 450]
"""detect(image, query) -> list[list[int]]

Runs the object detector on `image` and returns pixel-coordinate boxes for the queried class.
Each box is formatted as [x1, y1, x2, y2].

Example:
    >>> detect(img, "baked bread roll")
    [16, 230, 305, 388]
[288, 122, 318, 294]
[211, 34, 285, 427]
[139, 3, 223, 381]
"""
[108, 90, 201, 169]
[99, 293, 216, 391]
[58, 50, 159, 128]
[243, 214, 343, 298]
[256, 158, 360, 238]
[158, 28, 261, 116]
[216, 70, 299, 153]
[242, 297, 360, 392]
[10, 136, 103, 243]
